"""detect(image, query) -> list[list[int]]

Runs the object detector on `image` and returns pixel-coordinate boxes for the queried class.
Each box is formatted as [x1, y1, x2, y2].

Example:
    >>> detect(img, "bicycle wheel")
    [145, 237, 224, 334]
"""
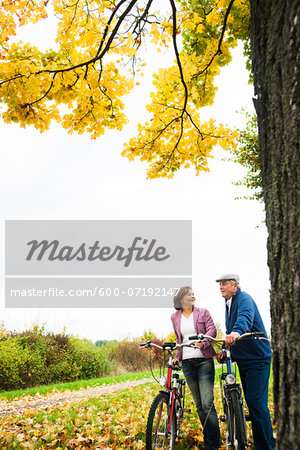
[146, 392, 176, 450]
[229, 389, 247, 450]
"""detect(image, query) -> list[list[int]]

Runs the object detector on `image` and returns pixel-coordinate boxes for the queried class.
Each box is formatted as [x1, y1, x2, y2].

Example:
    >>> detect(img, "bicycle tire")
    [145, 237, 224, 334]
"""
[146, 392, 176, 450]
[229, 389, 247, 450]
[223, 398, 233, 445]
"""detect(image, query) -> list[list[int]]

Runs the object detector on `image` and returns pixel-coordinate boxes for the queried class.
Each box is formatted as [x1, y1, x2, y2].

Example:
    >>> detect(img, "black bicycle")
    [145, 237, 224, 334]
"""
[189, 332, 267, 450]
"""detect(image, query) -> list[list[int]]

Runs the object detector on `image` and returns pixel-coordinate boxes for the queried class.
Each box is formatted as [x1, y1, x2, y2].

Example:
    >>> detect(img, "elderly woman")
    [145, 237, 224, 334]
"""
[171, 286, 220, 450]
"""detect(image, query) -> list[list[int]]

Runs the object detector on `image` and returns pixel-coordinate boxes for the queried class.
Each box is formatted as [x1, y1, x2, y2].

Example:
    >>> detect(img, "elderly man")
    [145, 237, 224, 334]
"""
[216, 274, 275, 450]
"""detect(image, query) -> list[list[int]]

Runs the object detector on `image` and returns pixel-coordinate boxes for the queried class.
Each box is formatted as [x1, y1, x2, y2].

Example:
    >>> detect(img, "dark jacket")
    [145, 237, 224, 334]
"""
[171, 306, 217, 361]
[226, 288, 272, 361]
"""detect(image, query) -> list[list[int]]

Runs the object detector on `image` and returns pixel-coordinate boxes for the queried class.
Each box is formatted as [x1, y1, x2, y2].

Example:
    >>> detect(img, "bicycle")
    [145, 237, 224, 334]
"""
[140, 340, 192, 450]
[188, 331, 267, 450]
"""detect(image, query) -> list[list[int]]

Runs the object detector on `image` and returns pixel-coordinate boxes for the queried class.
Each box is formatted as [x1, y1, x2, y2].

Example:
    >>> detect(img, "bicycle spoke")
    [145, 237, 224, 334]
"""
[146, 392, 176, 449]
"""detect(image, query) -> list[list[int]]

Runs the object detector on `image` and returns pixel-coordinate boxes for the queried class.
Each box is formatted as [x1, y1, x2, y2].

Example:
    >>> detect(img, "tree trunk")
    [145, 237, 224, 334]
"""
[249, 0, 300, 448]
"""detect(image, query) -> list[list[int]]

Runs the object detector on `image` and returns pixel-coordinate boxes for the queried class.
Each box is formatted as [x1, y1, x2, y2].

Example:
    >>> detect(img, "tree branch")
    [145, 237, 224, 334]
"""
[192, 0, 235, 80]
[132, 0, 154, 35]
[95, 0, 129, 58]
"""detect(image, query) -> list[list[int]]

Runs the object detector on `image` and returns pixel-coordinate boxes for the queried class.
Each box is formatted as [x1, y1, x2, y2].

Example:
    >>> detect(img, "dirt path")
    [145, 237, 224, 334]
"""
[0, 378, 153, 418]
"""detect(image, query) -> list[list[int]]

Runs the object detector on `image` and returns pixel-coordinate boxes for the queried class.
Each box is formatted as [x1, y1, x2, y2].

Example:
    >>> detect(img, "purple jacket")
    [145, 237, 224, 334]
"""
[171, 306, 217, 361]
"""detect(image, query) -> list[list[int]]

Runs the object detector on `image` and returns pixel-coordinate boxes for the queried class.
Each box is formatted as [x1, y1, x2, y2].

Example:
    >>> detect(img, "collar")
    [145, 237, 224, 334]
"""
[225, 288, 240, 305]
[180, 305, 197, 314]
[232, 288, 241, 300]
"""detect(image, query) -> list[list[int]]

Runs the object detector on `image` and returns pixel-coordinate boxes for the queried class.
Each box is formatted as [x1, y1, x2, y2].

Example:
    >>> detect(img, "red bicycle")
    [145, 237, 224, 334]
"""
[140, 340, 191, 449]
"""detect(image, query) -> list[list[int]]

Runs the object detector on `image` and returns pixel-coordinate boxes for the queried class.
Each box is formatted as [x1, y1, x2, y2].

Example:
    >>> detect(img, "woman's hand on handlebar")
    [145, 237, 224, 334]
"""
[192, 342, 204, 349]
[172, 358, 180, 368]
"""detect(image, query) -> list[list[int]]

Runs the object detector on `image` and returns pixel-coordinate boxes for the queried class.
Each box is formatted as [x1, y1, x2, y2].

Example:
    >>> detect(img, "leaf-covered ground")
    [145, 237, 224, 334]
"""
[0, 376, 275, 449]
[0, 379, 152, 418]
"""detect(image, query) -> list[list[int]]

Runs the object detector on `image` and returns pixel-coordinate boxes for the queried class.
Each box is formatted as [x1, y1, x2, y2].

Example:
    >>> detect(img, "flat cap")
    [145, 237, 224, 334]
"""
[216, 273, 240, 284]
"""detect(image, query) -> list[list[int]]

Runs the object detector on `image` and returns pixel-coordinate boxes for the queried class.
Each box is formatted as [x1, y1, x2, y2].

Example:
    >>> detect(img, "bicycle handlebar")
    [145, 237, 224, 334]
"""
[139, 341, 176, 350]
[139, 341, 151, 348]
[139, 332, 268, 354]
[140, 340, 193, 351]
[188, 331, 267, 342]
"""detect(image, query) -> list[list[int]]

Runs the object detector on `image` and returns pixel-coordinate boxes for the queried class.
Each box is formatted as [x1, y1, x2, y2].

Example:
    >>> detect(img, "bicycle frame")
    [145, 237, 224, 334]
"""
[158, 345, 187, 436]
[140, 340, 190, 448]
[219, 346, 247, 449]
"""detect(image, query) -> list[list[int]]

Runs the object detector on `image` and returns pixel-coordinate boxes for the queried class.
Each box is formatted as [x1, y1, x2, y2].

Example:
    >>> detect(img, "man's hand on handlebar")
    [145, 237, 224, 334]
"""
[225, 332, 240, 346]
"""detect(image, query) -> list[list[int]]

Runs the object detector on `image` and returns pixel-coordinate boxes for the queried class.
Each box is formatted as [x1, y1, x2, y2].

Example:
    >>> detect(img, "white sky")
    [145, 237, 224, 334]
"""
[0, 10, 270, 342]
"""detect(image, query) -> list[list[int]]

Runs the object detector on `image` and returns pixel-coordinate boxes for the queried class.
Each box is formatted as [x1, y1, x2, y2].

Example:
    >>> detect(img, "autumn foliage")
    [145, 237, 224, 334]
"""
[0, 0, 253, 178]
[0, 326, 112, 390]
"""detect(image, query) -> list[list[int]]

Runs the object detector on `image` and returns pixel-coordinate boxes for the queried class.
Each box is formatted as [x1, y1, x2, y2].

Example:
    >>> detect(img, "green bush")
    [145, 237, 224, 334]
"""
[44, 357, 78, 383]
[0, 338, 45, 389]
[0, 325, 166, 391]
[69, 336, 113, 379]
[0, 327, 113, 391]
[0, 338, 25, 390]
[19, 348, 46, 387]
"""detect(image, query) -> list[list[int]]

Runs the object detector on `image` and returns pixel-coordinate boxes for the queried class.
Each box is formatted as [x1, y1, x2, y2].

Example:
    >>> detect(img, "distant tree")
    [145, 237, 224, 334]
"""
[95, 340, 107, 347]
[165, 331, 176, 343]
[95, 339, 117, 347]
[141, 329, 157, 341]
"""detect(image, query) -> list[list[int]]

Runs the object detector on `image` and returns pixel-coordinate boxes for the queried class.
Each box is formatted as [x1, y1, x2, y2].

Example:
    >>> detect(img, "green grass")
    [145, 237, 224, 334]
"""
[0, 360, 273, 404]
[0, 369, 159, 402]
[0, 363, 239, 403]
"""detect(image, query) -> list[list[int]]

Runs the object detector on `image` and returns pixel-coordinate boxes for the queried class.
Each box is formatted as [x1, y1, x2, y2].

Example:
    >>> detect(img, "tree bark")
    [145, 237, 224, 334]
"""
[250, 0, 300, 447]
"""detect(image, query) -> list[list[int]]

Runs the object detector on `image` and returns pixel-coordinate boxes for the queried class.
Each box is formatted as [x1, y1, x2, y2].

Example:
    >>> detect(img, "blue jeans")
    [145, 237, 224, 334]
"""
[182, 357, 220, 449]
[237, 358, 275, 450]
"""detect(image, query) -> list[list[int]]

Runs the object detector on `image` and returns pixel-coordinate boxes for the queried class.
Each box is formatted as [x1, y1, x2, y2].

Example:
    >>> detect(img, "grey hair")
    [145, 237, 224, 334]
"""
[173, 286, 192, 310]
[229, 279, 240, 289]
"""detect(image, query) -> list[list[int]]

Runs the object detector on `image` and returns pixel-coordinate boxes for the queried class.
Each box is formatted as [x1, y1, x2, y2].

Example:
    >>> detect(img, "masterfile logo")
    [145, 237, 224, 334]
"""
[25, 237, 170, 267]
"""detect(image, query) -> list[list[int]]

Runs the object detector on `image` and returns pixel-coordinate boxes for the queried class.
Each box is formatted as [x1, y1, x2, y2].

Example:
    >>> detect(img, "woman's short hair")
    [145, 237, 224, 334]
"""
[173, 286, 191, 310]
